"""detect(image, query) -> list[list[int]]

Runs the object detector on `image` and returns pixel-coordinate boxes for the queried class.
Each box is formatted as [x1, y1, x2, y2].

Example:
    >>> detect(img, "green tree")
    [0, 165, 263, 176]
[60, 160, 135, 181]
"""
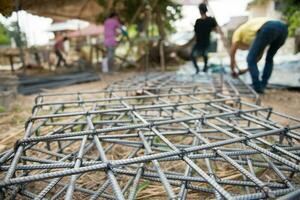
[0, 23, 10, 45]
[96, 0, 183, 65]
[279, 0, 300, 37]
[6, 21, 27, 47]
[96, 0, 182, 39]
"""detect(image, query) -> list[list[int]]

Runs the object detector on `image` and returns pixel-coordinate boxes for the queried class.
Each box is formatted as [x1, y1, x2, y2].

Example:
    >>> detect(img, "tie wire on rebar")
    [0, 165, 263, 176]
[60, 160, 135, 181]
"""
[0, 73, 299, 200]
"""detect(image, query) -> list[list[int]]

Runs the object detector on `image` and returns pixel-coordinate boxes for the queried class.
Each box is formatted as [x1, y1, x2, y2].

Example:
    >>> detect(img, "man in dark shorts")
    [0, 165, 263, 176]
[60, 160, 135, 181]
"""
[191, 3, 217, 74]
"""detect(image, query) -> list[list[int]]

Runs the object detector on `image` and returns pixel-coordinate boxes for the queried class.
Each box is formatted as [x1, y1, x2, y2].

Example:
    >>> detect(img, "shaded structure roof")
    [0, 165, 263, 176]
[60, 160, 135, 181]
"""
[173, 0, 203, 5]
[46, 19, 90, 32]
[19, 0, 103, 22]
[68, 24, 104, 38]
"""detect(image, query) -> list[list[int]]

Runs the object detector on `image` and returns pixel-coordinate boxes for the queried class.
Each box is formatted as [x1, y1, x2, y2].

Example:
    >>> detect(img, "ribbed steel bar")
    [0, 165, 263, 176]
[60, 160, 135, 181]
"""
[144, 89, 273, 197]
[1, 73, 299, 199]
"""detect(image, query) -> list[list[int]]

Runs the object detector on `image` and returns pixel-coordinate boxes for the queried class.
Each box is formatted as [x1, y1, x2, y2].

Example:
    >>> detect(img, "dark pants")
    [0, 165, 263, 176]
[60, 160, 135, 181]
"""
[247, 21, 288, 92]
[55, 50, 67, 67]
[191, 45, 208, 73]
[107, 46, 116, 71]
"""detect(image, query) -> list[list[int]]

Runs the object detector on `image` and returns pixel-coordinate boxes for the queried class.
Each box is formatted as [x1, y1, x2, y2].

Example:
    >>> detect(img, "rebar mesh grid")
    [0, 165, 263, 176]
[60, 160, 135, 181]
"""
[106, 73, 259, 103]
[0, 73, 299, 200]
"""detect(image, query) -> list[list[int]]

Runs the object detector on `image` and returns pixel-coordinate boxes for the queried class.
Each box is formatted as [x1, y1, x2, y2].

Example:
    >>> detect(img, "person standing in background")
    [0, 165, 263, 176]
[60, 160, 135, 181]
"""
[104, 12, 123, 73]
[191, 3, 218, 74]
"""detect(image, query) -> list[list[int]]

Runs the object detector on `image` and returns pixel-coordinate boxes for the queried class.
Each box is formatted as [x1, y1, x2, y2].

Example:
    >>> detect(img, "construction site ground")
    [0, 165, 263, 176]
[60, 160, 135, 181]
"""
[0, 71, 299, 153]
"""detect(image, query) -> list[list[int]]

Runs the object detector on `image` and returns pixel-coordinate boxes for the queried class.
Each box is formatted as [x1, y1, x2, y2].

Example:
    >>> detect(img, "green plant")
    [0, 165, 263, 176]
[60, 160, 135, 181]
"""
[0, 105, 6, 113]
[0, 23, 10, 45]
[6, 21, 27, 47]
[279, 0, 300, 36]
[137, 180, 150, 193]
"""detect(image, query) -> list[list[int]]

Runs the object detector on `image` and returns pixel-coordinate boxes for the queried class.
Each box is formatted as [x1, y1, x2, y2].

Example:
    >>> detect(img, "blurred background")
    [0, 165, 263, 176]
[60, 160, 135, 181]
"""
[0, 0, 299, 119]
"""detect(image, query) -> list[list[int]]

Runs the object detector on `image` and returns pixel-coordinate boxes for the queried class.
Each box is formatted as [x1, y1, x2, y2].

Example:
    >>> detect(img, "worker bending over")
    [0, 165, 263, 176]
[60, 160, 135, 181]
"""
[230, 17, 288, 93]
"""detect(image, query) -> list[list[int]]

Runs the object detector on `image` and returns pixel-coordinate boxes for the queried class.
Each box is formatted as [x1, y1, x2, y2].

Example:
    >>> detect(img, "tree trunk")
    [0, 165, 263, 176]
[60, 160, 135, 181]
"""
[107, 0, 113, 10]
[155, 8, 166, 40]
[296, 28, 300, 53]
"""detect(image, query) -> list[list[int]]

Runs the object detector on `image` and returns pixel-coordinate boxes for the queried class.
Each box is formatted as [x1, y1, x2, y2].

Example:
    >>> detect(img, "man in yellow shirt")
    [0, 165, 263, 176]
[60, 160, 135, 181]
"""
[230, 17, 288, 93]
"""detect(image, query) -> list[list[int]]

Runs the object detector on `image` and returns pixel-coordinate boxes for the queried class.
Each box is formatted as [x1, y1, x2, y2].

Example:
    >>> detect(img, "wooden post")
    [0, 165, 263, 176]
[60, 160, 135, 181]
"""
[96, 45, 99, 65]
[14, 0, 26, 71]
[144, 4, 151, 73]
[8, 55, 14, 72]
[159, 40, 166, 72]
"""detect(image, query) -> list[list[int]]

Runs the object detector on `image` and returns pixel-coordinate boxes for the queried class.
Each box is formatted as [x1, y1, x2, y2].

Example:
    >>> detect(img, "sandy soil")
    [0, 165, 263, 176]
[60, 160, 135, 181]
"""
[0, 72, 135, 151]
[260, 89, 300, 117]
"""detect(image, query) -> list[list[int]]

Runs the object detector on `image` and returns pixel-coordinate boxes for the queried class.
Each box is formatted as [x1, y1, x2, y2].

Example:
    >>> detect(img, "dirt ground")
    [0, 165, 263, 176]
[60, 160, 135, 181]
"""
[0, 71, 299, 152]
[260, 89, 300, 117]
[0, 72, 135, 151]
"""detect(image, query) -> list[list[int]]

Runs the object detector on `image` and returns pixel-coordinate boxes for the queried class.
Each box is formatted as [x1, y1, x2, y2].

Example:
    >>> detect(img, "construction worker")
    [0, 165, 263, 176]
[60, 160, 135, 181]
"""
[54, 36, 68, 68]
[104, 12, 127, 72]
[230, 18, 288, 93]
[191, 3, 218, 74]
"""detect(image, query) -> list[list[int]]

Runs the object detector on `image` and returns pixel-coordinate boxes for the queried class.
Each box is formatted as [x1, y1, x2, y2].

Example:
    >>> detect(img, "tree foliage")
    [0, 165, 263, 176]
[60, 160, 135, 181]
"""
[96, 0, 182, 38]
[278, 0, 300, 36]
[0, 23, 10, 45]
[5, 21, 27, 47]
[0, 0, 14, 16]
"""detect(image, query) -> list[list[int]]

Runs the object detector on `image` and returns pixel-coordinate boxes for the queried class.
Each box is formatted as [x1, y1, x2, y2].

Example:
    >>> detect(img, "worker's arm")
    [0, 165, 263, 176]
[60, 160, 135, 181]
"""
[214, 26, 230, 53]
[214, 26, 223, 34]
[231, 40, 251, 76]
[230, 42, 239, 77]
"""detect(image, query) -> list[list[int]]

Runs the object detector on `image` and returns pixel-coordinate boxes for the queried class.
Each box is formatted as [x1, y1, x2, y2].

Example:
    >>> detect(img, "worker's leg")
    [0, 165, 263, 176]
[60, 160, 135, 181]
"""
[247, 27, 273, 93]
[56, 58, 61, 68]
[107, 46, 115, 72]
[262, 24, 288, 89]
[191, 45, 200, 74]
[61, 55, 67, 67]
[55, 50, 63, 67]
[202, 48, 208, 72]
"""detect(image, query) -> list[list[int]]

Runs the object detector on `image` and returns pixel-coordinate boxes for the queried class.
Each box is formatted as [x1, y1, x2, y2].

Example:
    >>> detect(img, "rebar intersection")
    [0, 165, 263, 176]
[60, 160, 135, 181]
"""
[0, 73, 299, 200]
